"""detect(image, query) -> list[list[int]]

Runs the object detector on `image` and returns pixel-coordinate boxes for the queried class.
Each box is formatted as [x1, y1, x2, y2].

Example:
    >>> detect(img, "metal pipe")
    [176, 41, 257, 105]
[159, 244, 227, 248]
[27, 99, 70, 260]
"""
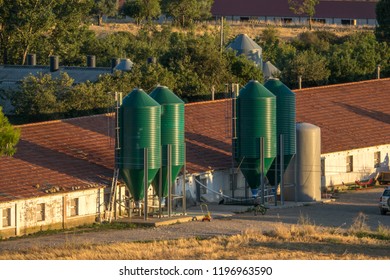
[294, 153, 298, 203]
[87, 55, 96, 68]
[50, 55, 59, 72]
[27, 54, 36, 66]
[144, 148, 148, 221]
[280, 134, 285, 205]
[274, 144, 278, 206]
[260, 137, 265, 204]
[158, 148, 162, 219]
[167, 144, 172, 217]
[220, 16, 224, 53]
[182, 143, 186, 216]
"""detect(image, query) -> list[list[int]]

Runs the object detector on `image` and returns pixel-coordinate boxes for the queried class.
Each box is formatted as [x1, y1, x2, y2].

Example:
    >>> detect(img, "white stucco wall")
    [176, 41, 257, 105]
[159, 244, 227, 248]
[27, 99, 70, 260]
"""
[0, 188, 104, 237]
[322, 144, 390, 187]
[174, 144, 390, 203]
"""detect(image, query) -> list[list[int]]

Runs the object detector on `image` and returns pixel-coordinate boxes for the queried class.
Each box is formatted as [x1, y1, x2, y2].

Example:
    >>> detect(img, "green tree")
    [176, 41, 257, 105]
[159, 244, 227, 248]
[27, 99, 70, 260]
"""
[375, 0, 390, 43]
[137, 63, 176, 91]
[161, 0, 213, 27]
[122, 0, 161, 24]
[91, 0, 118, 26]
[288, 0, 319, 30]
[12, 73, 74, 121]
[122, 0, 143, 24]
[328, 33, 388, 83]
[65, 82, 114, 117]
[0, 0, 57, 64]
[0, 106, 20, 157]
[160, 32, 230, 99]
[0, 0, 94, 65]
[49, 0, 94, 65]
[283, 49, 330, 88]
[225, 50, 263, 86]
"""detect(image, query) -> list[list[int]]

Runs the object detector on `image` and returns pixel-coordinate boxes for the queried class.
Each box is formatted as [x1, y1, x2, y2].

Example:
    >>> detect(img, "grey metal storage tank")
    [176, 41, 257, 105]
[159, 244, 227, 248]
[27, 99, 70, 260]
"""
[296, 123, 321, 202]
[264, 78, 296, 187]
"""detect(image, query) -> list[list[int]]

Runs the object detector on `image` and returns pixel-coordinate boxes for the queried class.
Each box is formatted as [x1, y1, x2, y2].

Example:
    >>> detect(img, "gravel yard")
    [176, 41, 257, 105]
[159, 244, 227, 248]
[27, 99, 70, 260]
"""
[0, 188, 388, 253]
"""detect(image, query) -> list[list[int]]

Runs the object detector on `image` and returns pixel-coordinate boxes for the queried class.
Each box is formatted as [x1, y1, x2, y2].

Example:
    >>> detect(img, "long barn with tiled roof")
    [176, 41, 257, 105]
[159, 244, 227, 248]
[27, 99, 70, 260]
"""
[0, 78, 389, 237]
[212, 0, 378, 26]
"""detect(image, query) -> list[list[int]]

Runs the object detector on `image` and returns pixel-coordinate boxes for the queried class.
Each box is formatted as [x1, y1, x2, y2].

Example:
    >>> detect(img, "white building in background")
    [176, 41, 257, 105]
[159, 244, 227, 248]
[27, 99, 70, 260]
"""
[1, 78, 390, 238]
[212, 0, 378, 26]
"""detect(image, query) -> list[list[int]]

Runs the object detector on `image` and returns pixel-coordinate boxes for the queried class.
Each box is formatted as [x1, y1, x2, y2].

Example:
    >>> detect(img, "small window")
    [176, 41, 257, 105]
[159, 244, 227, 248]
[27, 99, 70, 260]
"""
[374, 151, 381, 168]
[70, 198, 79, 216]
[240, 17, 250, 22]
[36, 203, 45, 222]
[346, 155, 353, 172]
[312, 18, 326, 24]
[2, 208, 11, 227]
[321, 158, 326, 177]
[282, 18, 292, 23]
[341, 19, 353, 25]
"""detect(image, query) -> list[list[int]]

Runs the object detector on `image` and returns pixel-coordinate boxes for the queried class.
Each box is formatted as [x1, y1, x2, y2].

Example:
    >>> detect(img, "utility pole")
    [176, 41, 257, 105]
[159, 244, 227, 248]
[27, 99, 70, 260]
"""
[220, 16, 224, 53]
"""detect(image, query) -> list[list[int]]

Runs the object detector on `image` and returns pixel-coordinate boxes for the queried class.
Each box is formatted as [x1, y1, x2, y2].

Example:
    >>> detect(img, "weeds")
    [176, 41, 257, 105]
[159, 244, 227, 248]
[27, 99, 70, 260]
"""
[1, 220, 390, 260]
[376, 223, 390, 240]
[348, 212, 370, 236]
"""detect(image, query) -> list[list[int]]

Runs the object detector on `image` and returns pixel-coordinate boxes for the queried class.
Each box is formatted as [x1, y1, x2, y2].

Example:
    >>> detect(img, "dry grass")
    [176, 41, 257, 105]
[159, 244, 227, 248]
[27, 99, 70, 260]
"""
[1, 218, 389, 260]
[89, 21, 373, 41]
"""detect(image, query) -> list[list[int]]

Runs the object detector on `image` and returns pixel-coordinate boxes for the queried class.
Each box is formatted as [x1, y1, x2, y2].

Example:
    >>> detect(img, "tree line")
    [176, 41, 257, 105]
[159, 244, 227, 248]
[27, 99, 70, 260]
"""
[1, 0, 390, 156]
[0, 0, 390, 123]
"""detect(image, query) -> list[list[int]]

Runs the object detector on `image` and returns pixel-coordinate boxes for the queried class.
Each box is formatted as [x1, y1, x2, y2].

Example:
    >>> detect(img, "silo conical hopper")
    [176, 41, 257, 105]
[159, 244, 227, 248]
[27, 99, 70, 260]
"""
[236, 80, 276, 193]
[264, 78, 296, 186]
[119, 88, 161, 203]
[150, 86, 185, 198]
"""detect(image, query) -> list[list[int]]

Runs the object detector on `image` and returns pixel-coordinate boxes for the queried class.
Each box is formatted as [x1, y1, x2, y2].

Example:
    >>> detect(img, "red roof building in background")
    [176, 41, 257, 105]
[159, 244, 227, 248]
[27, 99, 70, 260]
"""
[211, 0, 378, 26]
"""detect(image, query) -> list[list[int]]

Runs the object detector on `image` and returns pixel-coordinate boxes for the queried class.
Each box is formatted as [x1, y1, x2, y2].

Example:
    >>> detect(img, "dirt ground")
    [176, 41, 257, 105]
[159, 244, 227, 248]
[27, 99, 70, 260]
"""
[0, 188, 388, 254]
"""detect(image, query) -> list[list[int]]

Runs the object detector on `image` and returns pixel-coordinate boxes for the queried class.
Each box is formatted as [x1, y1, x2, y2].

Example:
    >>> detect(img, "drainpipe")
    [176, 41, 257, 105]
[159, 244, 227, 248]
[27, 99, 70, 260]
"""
[50, 55, 59, 72]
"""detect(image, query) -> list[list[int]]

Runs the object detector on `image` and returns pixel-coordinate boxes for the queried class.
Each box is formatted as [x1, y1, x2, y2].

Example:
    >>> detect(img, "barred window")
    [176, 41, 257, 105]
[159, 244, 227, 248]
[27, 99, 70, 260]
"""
[2, 208, 11, 227]
[70, 198, 79, 216]
[346, 155, 353, 173]
[37, 203, 45, 222]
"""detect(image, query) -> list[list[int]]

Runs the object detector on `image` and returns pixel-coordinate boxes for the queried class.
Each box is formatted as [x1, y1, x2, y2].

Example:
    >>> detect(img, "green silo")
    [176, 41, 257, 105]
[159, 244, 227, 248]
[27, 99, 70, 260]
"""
[150, 86, 185, 198]
[264, 78, 296, 186]
[119, 88, 161, 202]
[236, 80, 276, 191]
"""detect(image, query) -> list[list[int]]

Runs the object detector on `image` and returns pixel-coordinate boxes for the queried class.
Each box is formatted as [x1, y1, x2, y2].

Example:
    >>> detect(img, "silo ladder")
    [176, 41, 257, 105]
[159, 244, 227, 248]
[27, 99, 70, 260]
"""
[107, 168, 120, 223]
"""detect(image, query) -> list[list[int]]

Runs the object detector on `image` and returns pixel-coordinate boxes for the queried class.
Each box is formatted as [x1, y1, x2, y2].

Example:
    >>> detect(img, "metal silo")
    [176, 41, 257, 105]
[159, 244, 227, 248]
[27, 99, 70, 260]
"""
[119, 88, 161, 203]
[296, 123, 321, 202]
[236, 80, 276, 193]
[264, 78, 296, 186]
[150, 86, 185, 198]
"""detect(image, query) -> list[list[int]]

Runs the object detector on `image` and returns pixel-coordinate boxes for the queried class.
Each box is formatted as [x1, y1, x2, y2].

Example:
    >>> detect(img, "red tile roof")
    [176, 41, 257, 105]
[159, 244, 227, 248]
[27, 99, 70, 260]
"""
[0, 115, 114, 203]
[1, 78, 389, 202]
[295, 79, 390, 153]
[212, 0, 377, 19]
